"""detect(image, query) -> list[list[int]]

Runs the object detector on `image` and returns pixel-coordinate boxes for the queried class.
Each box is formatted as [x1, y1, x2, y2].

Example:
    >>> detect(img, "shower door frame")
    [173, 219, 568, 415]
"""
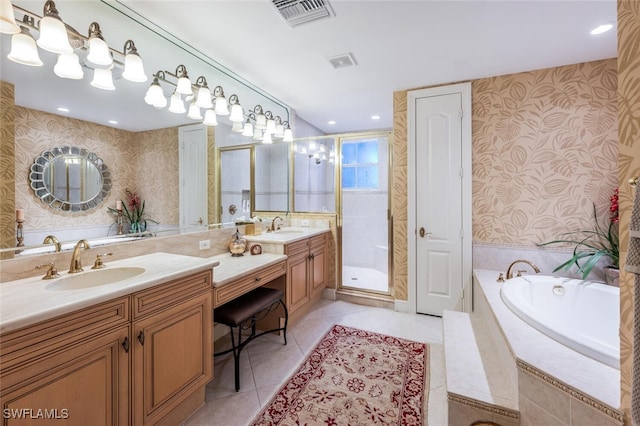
[337, 131, 393, 297]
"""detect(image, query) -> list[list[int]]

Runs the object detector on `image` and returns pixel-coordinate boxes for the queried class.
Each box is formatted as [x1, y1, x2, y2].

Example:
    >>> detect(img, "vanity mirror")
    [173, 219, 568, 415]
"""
[29, 146, 111, 212]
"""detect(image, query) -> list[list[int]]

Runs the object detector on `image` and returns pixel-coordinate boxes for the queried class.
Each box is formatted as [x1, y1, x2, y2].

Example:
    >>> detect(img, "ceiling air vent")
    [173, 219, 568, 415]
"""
[272, 0, 334, 27]
[327, 53, 357, 69]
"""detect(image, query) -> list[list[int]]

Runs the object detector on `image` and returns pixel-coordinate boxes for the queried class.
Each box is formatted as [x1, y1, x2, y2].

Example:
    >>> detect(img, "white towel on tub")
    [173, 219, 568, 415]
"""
[628, 185, 640, 425]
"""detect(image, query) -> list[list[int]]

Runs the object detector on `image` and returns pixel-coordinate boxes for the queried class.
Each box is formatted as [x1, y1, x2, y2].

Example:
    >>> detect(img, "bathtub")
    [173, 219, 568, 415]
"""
[500, 275, 620, 369]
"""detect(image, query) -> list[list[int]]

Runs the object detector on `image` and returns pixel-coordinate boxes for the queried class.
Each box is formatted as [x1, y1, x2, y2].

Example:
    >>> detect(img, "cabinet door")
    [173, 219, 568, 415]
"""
[287, 252, 310, 313]
[133, 292, 212, 425]
[310, 245, 326, 296]
[1, 326, 130, 426]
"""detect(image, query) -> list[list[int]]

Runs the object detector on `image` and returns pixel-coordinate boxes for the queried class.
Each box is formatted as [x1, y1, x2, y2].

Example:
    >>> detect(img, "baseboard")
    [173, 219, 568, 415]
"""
[394, 299, 413, 314]
[213, 323, 229, 342]
[323, 288, 336, 300]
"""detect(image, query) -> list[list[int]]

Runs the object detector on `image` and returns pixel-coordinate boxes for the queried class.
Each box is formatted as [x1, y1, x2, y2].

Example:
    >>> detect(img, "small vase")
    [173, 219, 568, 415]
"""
[130, 222, 140, 234]
[604, 267, 619, 287]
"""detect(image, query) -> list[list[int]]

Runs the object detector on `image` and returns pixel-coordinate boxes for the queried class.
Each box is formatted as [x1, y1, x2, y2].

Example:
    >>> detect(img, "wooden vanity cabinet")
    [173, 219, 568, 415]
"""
[0, 269, 213, 426]
[0, 298, 131, 426]
[285, 234, 327, 317]
[132, 270, 212, 426]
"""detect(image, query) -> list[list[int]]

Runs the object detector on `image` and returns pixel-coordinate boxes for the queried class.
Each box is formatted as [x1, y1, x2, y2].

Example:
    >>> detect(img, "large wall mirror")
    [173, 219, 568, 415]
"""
[294, 138, 336, 213]
[0, 0, 292, 253]
[29, 146, 111, 212]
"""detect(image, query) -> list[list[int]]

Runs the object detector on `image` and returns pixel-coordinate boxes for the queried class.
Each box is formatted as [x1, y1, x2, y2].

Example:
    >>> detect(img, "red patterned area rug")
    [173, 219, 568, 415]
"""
[250, 324, 429, 425]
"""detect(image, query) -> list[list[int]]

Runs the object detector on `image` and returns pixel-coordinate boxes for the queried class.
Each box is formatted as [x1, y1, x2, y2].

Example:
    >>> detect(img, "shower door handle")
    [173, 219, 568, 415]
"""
[419, 227, 432, 238]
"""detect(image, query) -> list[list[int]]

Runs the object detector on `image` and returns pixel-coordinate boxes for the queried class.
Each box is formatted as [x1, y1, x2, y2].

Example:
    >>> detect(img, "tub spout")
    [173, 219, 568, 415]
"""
[506, 259, 541, 280]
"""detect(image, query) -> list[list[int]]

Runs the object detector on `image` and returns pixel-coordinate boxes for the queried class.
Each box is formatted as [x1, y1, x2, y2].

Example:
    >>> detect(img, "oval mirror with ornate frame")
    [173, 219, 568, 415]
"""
[29, 146, 111, 212]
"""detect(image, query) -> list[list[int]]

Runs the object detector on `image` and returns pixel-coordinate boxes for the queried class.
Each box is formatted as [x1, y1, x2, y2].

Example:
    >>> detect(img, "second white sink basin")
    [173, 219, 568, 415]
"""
[46, 267, 146, 291]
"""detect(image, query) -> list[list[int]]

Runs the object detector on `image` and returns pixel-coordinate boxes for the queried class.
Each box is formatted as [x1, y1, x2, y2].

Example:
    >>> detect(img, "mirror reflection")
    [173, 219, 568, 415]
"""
[255, 143, 289, 212]
[219, 148, 251, 224]
[29, 146, 110, 211]
[294, 138, 336, 213]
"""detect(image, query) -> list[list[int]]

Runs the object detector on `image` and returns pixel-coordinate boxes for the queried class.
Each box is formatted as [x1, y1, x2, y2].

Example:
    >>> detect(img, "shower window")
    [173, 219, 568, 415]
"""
[342, 140, 379, 190]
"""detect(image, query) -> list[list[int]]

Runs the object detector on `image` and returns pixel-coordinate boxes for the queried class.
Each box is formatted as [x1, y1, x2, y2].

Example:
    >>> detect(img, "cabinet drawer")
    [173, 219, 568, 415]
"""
[214, 261, 286, 307]
[0, 297, 129, 371]
[285, 239, 309, 256]
[133, 270, 212, 320]
[310, 234, 326, 250]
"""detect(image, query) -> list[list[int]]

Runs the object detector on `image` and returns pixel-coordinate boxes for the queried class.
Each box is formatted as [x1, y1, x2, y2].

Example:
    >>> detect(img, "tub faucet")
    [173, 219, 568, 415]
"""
[506, 259, 541, 280]
[43, 235, 61, 252]
[69, 239, 90, 273]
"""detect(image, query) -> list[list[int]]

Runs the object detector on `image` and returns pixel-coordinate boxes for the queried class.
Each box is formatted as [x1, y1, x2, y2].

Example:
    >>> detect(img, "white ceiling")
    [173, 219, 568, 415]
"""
[2, 0, 617, 135]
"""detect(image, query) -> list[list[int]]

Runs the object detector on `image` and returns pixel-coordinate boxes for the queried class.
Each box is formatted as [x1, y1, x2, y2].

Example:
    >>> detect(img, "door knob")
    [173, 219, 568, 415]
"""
[419, 227, 432, 238]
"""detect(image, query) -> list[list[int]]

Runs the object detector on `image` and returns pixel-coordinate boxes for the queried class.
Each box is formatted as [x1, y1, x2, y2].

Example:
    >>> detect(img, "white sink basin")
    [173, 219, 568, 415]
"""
[271, 230, 304, 235]
[46, 267, 146, 291]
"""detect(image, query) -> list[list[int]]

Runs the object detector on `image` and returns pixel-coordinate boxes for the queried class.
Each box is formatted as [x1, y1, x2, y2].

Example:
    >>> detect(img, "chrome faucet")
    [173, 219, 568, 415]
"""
[269, 216, 283, 232]
[42, 235, 61, 252]
[506, 259, 541, 280]
[69, 239, 90, 273]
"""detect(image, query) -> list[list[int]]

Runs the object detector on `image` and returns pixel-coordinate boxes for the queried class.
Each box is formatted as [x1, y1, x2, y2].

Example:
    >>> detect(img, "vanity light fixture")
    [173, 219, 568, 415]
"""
[251, 105, 267, 130]
[253, 127, 263, 141]
[203, 109, 218, 126]
[265, 113, 277, 135]
[228, 94, 245, 123]
[231, 120, 244, 133]
[36, 0, 72, 54]
[144, 71, 167, 108]
[8, 16, 42, 66]
[195, 76, 213, 109]
[0, 0, 20, 34]
[86, 22, 112, 66]
[168, 89, 186, 114]
[90, 66, 115, 90]
[213, 86, 229, 115]
[175, 64, 192, 95]
[122, 40, 147, 82]
[187, 101, 202, 120]
[242, 118, 254, 137]
[262, 130, 273, 144]
[54, 51, 83, 79]
[283, 126, 293, 143]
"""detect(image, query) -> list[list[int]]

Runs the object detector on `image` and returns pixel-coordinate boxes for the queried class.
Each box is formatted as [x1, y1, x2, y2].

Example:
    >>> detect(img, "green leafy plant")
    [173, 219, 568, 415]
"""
[538, 189, 619, 279]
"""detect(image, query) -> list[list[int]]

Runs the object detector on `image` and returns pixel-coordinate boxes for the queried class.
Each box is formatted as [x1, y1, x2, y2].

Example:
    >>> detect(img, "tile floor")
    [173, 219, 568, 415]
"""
[183, 299, 447, 426]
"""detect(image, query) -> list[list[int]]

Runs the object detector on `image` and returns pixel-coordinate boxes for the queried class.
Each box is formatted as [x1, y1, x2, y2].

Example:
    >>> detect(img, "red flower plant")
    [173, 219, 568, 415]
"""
[610, 187, 619, 223]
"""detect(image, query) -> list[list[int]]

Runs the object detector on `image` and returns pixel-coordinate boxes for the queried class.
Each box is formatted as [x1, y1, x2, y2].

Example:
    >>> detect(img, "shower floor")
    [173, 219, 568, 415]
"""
[342, 265, 389, 293]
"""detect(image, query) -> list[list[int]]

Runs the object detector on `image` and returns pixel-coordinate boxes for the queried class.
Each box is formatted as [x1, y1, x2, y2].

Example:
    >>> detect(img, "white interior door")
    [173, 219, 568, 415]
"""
[408, 84, 471, 316]
[179, 124, 207, 228]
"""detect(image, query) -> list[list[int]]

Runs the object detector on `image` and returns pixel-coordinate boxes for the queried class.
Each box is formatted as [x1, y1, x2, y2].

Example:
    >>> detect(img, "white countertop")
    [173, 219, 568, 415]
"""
[245, 226, 329, 244]
[473, 269, 620, 410]
[209, 252, 287, 287]
[0, 252, 219, 334]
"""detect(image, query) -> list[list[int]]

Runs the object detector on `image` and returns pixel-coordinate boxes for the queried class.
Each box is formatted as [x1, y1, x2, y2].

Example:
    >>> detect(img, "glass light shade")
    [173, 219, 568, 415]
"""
[53, 52, 83, 79]
[309, 141, 316, 151]
[242, 121, 253, 137]
[0, 0, 20, 34]
[214, 96, 229, 115]
[187, 102, 202, 120]
[262, 131, 273, 144]
[87, 36, 112, 66]
[37, 15, 73, 54]
[255, 113, 267, 130]
[231, 120, 243, 133]
[203, 109, 218, 126]
[274, 123, 285, 138]
[229, 103, 244, 123]
[122, 52, 147, 82]
[253, 127, 263, 141]
[153, 94, 167, 109]
[144, 82, 164, 106]
[283, 128, 293, 142]
[176, 76, 192, 95]
[8, 31, 43, 66]
[90, 67, 115, 90]
[195, 86, 212, 109]
[265, 119, 276, 135]
[169, 91, 186, 114]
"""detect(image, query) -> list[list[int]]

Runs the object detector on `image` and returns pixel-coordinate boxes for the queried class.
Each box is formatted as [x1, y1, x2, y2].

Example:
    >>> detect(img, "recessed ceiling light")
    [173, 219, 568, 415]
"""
[57, 107, 69, 112]
[591, 24, 613, 35]
[328, 120, 336, 125]
[371, 115, 380, 120]
[108, 120, 118, 124]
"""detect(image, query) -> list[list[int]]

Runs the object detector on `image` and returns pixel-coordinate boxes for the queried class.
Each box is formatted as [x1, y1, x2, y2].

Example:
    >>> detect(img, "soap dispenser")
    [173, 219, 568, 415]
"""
[229, 228, 247, 257]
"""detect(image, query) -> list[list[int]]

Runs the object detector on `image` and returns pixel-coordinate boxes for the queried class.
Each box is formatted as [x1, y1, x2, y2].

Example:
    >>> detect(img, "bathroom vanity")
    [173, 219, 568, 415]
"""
[0, 253, 218, 426]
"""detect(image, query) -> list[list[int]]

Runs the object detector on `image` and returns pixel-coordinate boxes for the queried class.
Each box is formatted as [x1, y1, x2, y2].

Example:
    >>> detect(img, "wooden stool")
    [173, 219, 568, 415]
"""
[213, 287, 288, 391]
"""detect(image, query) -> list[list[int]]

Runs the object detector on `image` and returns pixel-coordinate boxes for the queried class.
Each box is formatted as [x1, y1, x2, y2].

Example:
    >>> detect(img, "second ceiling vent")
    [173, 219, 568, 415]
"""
[272, 0, 334, 27]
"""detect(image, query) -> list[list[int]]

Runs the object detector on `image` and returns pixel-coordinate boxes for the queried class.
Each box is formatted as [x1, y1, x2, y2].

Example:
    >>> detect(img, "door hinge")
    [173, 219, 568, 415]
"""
[459, 109, 463, 119]
[460, 228, 464, 239]
[459, 168, 464, 179]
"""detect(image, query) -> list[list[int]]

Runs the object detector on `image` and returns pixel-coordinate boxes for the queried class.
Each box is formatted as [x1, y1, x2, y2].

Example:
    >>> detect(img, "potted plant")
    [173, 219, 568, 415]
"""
[108, 189, 158, 234]
[538, 188, 619, 283]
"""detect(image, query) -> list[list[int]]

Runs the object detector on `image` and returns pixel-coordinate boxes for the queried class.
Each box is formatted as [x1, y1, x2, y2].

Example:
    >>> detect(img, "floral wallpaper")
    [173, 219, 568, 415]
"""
[472, 59, 618, 245]
[392, 59, 618, 302]
[0, 82, 16, 253]
[617, 0, 640, 422]
[9, 105, 180, 237]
